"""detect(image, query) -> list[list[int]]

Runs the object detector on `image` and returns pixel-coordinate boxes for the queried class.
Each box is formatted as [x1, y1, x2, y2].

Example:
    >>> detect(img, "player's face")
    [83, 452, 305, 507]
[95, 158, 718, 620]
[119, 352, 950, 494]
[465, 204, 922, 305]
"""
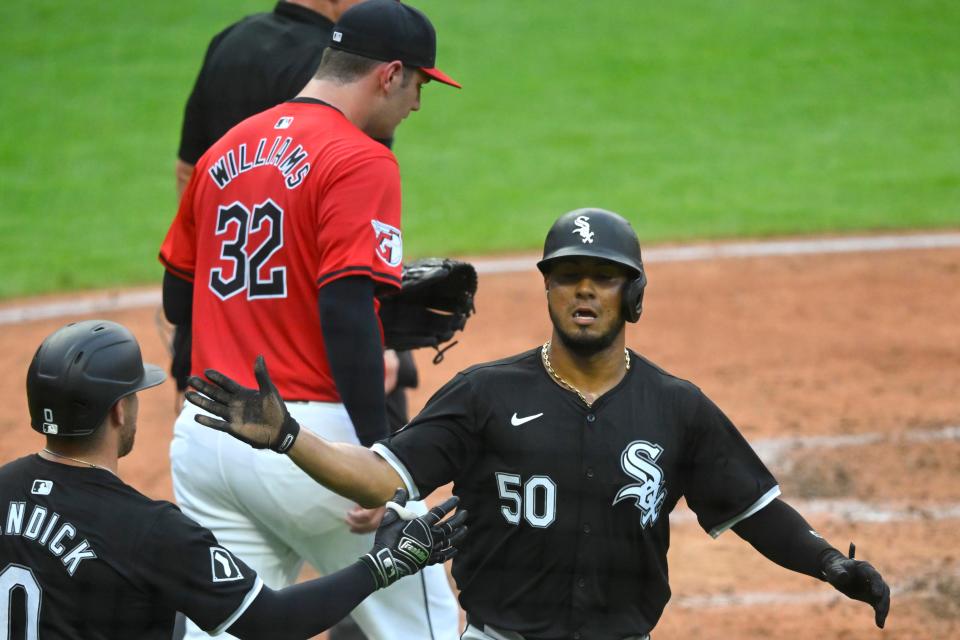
[369, 67, 429, 138]
[117, 394, 138, 458]
[545, 258, 628, 355]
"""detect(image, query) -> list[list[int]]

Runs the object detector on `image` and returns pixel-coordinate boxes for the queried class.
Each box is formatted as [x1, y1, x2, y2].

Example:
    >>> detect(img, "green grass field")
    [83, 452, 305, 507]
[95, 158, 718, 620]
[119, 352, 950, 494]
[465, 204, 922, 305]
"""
[1, 0, 957, 298]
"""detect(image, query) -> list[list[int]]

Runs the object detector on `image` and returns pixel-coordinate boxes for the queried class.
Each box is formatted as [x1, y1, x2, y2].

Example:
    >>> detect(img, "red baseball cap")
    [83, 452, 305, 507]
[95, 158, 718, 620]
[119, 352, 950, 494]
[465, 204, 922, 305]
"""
[330, 0, 461, 88]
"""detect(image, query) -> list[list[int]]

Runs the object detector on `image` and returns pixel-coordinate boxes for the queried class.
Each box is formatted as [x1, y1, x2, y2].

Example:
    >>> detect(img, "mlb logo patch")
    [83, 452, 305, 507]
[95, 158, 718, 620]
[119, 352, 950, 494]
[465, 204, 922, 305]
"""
[274, 116, 294, 130]
[42, 408, 58, 434]
[210, 547, 244, 582]
[332, 30, 343, 42]
[31, 480, 53, 495]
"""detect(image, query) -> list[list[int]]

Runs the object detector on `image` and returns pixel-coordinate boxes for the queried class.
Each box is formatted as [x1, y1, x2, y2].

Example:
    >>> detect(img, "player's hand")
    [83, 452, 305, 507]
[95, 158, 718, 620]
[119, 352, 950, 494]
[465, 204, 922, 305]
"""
[185, 355, 301, 454]
[360, 489, 467, 589]
[821, 543, 891, 628]
[347, 505, 386, 534]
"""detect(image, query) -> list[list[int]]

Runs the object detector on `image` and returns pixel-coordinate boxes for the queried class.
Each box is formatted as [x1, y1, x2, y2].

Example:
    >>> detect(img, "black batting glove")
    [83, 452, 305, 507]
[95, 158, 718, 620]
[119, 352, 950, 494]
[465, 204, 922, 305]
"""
[360, 489, 467, 589]
[185, 355, 300, 454]
[820, 543, 891, 629]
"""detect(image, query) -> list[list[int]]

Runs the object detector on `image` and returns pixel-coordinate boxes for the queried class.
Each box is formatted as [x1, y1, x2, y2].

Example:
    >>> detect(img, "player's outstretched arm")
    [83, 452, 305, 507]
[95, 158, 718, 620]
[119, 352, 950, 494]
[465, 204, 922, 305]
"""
[733, 498, 890, 628]
[185, 355, 403, 506]
[227, 489, 467, 639]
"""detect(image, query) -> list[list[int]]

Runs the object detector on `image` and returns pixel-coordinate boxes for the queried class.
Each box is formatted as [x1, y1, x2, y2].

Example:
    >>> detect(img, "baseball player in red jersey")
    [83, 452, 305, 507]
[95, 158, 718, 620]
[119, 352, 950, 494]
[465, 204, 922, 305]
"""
[159, 2, 462, 638]
[164, 95, 403, 399]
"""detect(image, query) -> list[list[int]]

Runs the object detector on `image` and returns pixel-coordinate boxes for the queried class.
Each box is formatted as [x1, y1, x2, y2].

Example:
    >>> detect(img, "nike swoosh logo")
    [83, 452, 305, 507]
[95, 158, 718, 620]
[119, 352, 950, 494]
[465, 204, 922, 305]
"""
[511, 412, 544, 427]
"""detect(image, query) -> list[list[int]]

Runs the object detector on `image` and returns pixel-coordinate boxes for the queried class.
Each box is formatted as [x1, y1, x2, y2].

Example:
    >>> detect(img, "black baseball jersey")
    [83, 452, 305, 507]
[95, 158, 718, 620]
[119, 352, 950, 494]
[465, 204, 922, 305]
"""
[178, 2, 334, 164]
[373, 347, 779, 640]
[0, 455, 261, 639]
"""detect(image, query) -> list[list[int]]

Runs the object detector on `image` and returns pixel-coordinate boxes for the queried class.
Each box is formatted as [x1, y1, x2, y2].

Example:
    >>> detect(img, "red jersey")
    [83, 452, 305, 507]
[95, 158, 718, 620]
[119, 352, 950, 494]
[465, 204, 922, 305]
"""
[160, 99, 403, 400]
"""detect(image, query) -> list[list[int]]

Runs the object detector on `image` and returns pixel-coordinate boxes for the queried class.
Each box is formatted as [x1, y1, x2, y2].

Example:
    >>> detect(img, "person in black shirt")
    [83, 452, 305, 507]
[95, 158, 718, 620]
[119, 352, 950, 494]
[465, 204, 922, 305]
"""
[176, 1, 365, 196]
[185, 209, 891, 640]
[0, 320, 464, 639]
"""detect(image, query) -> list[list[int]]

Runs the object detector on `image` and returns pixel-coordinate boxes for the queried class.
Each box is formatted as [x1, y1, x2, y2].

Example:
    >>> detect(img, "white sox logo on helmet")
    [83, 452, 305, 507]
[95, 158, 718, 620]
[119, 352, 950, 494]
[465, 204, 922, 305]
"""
[572, 215, 595, 244]
[613, 440, 666, 528]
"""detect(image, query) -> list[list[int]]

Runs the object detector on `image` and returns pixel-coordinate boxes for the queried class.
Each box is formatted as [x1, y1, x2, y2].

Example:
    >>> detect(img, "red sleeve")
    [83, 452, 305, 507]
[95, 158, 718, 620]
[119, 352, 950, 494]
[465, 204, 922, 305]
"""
[315, 154, 403, 291]
[159, 170, 200, 282]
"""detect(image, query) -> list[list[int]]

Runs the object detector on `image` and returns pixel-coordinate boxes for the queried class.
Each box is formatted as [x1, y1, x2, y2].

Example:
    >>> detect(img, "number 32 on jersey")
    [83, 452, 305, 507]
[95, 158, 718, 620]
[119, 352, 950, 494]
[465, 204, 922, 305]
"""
[210, 198, 286, 301]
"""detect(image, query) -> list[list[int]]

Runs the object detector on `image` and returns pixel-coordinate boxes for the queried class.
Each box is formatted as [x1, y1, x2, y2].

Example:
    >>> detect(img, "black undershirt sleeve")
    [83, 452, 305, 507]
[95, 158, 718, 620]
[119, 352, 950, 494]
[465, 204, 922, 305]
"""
[732, 498, 836, 579]
[163, 270, 195, 390]
[227, 561, 376, 639]
[318, 276, 388, 446]
[163, 270, 193, 325]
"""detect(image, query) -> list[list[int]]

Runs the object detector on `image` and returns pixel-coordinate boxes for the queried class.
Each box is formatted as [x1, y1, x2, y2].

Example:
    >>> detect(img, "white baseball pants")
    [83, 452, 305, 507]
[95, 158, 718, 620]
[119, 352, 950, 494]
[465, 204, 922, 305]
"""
[171, 400, 460, 639]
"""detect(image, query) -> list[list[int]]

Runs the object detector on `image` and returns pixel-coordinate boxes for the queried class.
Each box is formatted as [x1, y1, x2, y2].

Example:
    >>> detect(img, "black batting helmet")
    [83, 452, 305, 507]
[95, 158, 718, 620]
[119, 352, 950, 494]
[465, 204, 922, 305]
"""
[537, 208, 648, 322]
[26, 320, 166, 437]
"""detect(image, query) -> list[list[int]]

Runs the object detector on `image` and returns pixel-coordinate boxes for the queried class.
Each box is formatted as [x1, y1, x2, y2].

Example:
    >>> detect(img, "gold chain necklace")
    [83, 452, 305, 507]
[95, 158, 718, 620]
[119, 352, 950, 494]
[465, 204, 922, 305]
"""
[42, 448, 117, 477]
[541, 340, 630, 408]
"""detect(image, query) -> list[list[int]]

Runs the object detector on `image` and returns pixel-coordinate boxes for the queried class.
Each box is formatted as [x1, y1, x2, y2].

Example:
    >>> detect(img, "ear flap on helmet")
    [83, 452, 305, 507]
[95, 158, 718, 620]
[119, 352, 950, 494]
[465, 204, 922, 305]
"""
[622, 270, 647, 323]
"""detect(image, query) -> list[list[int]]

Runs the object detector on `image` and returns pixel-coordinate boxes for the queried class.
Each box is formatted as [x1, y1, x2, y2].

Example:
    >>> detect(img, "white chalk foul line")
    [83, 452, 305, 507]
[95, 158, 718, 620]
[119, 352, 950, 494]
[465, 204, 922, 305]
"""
[752, 424, 960, 467]
[667, 425, 960, 612]
[674, 566, 960, 609]
[473, 231, 960, 273]
[671, 497, 960, 526]
[671, 424, 960, 525]
[0, 289, 161, 326]
[1, 231, 959, 325]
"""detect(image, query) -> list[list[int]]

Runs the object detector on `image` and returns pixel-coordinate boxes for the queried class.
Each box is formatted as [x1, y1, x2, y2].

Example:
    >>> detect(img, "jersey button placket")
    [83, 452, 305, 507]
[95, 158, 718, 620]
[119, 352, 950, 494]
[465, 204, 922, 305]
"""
[586, 413, 596, 423]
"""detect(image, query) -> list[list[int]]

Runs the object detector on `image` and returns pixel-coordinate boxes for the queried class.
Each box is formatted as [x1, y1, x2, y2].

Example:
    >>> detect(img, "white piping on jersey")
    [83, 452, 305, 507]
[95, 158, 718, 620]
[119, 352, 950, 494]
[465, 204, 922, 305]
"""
[386, 499, 420, 521]
[211, 575, 264, 636]
[708, 485, 782, 539]
[372, 443, 421, 501]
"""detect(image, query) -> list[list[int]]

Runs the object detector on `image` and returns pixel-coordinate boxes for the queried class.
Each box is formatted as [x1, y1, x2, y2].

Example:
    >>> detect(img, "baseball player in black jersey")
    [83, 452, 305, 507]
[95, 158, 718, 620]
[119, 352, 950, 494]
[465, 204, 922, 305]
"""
[0, 320, 465, 639]
[186, 209, 891, 639]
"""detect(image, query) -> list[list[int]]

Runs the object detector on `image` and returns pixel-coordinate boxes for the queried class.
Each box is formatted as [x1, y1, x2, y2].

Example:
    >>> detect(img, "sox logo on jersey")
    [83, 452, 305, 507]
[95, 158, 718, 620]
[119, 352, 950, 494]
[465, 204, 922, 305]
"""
[613, 440, 666, 528]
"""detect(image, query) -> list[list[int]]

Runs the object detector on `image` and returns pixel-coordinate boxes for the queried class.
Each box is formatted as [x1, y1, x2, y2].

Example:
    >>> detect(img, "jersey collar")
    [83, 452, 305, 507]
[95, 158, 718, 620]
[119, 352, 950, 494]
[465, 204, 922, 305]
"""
[285, 97, 344, 116]
[538, 347, 636, 412]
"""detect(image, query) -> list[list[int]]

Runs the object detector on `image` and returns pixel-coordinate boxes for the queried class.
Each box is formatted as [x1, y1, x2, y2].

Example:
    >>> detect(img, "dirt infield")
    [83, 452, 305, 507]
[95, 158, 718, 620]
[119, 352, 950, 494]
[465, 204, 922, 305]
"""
[2, 243, 958, 639]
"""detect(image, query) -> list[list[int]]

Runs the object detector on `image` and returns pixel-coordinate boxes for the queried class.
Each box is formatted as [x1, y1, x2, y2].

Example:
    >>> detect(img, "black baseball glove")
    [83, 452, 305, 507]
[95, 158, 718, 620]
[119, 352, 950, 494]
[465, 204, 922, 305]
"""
[361, 488, 468, 589]
[378, 258, 478, 363]
[821, 543, 891, 628]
